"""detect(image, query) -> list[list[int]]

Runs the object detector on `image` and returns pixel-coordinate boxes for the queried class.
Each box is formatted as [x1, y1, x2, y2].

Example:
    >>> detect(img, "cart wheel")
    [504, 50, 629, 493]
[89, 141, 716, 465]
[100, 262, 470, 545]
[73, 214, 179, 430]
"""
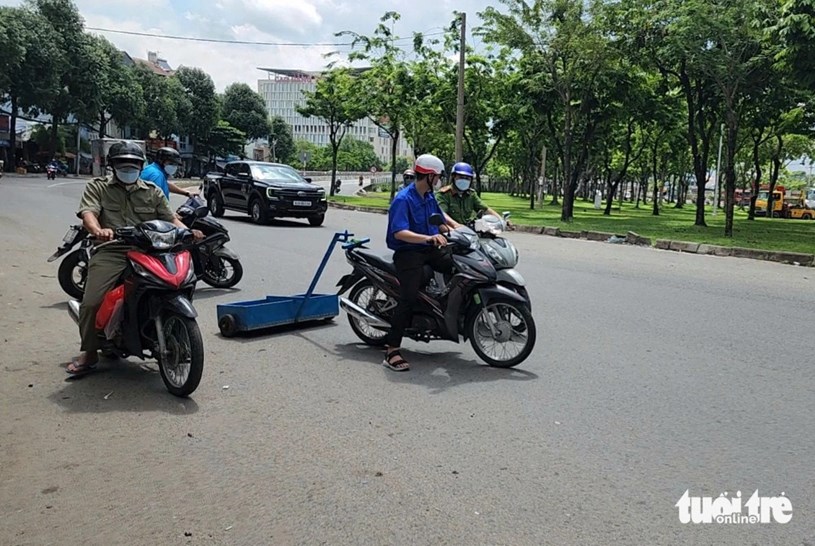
[219, 314, 238, 337]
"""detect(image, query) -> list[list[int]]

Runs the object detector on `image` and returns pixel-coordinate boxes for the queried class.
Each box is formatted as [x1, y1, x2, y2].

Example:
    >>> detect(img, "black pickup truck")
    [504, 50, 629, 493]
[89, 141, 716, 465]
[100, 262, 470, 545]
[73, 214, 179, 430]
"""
[202, 160, 327, 226]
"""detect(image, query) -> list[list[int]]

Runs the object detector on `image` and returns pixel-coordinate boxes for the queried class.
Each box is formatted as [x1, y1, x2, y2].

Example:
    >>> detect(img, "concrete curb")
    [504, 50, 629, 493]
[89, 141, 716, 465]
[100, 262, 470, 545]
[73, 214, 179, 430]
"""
[327, 201, 815, 267]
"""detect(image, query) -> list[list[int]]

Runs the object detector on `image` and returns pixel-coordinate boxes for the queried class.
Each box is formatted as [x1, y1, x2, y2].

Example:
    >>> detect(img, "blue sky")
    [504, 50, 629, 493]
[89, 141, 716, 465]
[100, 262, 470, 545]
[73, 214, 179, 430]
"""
[0, 0, 499, 91]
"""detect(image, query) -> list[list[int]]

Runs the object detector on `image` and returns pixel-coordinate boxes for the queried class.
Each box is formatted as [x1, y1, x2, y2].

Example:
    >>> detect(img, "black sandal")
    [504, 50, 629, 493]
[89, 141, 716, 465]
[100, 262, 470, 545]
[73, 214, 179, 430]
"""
[383, 350, 410, 372]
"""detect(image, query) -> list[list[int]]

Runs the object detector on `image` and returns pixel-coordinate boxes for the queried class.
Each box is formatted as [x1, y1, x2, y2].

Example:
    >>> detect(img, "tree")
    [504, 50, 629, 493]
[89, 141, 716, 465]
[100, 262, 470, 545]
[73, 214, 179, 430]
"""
[174, 67, 219, 151]
[481, 0, 617, 221]
[268, 116, 295, 163]
[222, 83, 270, 141]
[27, 0, 103, 155]
[298, 68, 365, 195]
[87, 34, 145, 137]
[774, 0, 815, 90]
[341, 12, 415, 200]
[621, 0, 724, 227]
[205, 121, 246, 159]
[0, 6, 60, 170]
[336, 138, 380, 171]
[133, 66, 190, 140]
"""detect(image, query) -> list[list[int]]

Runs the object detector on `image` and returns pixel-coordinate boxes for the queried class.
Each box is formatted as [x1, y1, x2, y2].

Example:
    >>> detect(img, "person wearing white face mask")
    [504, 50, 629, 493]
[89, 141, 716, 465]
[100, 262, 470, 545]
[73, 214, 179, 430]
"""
[65, 142, 203, 376]
[437, 162, 509, 227]
[140, 147, 197, 201]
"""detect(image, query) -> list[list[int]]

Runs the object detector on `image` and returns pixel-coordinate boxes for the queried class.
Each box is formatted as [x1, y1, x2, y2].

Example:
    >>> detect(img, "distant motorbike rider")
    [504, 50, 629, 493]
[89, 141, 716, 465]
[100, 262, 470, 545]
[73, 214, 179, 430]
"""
[437, 162, 510, 227]
[65, 141, 203, 376]
[383, 154, 461, 372]
[140, 147, 197, 201]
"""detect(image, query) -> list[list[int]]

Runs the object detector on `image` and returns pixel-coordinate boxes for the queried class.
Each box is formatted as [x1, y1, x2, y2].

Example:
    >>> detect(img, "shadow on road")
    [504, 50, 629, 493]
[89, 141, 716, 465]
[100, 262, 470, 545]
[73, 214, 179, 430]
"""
[192, 287, 243, 301]
[40, 301, 68, 311]
[210, 318, 337, 340]
[220, 215, 313, 229]
[48, 359, 200, 414]
[329, 342, 539, 394]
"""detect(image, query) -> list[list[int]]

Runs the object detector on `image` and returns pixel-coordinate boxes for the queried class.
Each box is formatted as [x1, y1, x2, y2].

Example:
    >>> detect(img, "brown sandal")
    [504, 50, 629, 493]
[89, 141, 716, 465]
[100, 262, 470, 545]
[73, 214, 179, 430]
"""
[383, 350, 409, 372]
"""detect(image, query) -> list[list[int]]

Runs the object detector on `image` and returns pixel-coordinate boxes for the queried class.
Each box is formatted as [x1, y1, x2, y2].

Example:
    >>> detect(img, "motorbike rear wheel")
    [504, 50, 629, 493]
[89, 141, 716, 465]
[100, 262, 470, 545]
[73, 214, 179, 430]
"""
[467, 297, 536, 368]
[347, 280, 390, 347]
[201, 254, 243, 288]
[58, 249, 87, 300]
[158, 314, 204, 397]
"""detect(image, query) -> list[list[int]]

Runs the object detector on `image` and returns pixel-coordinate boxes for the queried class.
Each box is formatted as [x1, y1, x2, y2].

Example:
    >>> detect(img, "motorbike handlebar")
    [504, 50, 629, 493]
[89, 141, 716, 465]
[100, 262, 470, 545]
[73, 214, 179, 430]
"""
[342, 237, 370, 249]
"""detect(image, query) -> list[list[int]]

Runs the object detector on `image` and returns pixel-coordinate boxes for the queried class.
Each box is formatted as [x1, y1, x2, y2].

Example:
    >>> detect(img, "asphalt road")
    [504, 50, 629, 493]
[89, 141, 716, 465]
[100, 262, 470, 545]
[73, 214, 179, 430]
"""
[1, 174, 813, 545]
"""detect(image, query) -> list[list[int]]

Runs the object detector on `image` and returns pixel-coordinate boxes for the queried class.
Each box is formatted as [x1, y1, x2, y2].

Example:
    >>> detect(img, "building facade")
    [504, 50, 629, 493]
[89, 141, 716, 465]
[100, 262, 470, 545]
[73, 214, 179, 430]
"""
[257, 68, 413, 165]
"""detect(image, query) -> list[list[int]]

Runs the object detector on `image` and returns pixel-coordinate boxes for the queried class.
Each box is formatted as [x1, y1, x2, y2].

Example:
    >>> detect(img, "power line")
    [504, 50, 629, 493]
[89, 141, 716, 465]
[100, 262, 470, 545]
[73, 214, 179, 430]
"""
[86, 27, 444, 47]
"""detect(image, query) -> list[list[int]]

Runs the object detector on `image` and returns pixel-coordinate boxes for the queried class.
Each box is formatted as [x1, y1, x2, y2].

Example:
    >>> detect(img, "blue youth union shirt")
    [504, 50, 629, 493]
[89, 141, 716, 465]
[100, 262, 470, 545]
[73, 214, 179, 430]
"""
[386, 184, 444, 252]
[140, 162, 170, 200]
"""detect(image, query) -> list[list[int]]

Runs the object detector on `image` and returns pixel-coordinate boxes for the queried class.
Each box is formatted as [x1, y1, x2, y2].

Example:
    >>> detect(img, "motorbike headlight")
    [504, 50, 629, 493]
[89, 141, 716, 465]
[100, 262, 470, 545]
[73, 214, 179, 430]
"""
[145, 229, 177, 250]
[482, 242, 506, 266]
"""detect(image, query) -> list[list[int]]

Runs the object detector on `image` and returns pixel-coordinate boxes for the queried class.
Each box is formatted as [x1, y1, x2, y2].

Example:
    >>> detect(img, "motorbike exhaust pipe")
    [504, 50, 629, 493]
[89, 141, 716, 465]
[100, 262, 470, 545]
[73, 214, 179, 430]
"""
[339, 297, 391, 329]
[67, 300, 80, 325]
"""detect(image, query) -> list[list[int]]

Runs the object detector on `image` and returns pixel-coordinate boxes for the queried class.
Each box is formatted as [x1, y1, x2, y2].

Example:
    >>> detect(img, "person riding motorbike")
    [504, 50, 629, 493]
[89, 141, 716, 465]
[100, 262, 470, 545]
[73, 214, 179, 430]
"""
[384, 154, 461, 372]
[401, 168, 415, 189]
[140, 147, 197, 201]
[65, 141, 203, 376]
[437, 162, 511, 228]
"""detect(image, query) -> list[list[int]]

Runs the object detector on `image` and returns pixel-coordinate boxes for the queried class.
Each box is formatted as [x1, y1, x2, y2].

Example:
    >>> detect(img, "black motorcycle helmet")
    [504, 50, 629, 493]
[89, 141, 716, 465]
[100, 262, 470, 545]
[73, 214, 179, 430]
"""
[107, 141, 145, 166]
[156, 146, 181, 166]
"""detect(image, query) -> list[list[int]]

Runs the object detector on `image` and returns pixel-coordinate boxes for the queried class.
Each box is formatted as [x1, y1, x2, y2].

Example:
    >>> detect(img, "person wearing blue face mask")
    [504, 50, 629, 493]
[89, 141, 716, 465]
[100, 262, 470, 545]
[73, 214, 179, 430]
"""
[140, 147, 197, 201]
[437, 162, 507, 226]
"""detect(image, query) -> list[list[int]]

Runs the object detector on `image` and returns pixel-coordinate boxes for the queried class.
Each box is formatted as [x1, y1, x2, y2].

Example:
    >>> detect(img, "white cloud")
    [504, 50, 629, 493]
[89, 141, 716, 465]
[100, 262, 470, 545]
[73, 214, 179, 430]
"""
[1, 0, 501, 92]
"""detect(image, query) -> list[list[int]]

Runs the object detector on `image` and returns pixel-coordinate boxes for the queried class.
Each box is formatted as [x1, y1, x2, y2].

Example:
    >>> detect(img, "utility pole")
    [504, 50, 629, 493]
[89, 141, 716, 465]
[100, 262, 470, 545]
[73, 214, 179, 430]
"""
[713, 123, 723, 215]
[454, 12, 466, 162]
[75, 123, 81, 175]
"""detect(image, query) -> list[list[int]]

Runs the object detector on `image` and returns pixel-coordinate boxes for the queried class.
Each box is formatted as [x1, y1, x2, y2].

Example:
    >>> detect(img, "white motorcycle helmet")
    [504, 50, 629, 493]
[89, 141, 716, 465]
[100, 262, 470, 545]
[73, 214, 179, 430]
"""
[474, 214, 505, 235]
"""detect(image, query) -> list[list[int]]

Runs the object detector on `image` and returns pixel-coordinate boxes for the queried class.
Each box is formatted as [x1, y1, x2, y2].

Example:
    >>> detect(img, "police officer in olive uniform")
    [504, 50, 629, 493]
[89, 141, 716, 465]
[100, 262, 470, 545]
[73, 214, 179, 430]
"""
[436, 162, 507, 225]
[66, 141, 202, 376]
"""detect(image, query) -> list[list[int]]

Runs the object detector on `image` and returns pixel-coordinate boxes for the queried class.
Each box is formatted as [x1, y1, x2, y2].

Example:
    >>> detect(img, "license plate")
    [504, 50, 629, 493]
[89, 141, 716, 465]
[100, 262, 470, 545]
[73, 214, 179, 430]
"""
[293, 200, 312, 207]
[62, 227, 78, 244]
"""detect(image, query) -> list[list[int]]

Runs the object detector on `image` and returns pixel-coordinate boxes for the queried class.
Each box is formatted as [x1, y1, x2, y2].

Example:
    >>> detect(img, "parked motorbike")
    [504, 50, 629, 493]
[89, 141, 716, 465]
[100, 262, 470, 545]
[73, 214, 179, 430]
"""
[66, 221, 204, 396]
[337, 214, 536, 368]
[48, 197, 242, 299]
[175, 196, 243, 289]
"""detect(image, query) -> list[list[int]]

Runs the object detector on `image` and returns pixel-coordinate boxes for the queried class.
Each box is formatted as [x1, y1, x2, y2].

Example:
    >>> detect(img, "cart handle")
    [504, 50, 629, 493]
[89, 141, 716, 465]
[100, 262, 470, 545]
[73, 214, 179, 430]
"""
[342, 238, 370, 249]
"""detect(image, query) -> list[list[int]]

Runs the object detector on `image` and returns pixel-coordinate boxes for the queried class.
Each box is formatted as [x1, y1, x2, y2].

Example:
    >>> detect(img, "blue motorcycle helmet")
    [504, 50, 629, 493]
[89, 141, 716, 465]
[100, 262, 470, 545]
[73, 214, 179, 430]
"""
[451, 162, 474, 192]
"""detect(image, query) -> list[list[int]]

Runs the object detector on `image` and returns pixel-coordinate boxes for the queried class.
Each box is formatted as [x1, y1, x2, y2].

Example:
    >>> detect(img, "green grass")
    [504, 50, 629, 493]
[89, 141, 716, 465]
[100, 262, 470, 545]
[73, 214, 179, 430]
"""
[331, 192, 815, 254]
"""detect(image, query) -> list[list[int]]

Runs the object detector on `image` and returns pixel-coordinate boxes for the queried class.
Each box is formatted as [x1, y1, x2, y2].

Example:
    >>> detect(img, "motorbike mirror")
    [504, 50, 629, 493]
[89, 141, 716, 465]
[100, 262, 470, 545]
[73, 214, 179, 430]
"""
[194, 206, 208, 218]
[429, 213, 445, 226]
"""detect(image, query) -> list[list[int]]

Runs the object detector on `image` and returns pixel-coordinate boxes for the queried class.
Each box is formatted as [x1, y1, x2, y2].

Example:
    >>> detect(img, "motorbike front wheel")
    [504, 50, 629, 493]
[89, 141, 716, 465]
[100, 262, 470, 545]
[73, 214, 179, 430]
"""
[467, 298, 536, 368]
[200, 254, 243, 288]
[57, 249, 87, 300]
[158, 314, 204, 397]
[347, 280, 391, 346]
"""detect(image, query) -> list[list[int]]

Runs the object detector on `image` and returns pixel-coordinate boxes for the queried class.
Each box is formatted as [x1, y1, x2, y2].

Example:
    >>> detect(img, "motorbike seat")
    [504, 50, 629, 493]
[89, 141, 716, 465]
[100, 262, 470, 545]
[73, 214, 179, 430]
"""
[357, 250, 433, 286]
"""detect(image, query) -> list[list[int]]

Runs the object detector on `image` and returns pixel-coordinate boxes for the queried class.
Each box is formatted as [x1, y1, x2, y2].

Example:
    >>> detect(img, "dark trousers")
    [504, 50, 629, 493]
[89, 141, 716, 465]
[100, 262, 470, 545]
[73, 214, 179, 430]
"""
[386, 246, 453, 348]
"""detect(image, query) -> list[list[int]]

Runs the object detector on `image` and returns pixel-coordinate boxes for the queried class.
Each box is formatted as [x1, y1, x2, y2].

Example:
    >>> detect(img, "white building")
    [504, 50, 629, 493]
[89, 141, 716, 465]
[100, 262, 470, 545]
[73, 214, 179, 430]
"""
[257, 68, 412, 164]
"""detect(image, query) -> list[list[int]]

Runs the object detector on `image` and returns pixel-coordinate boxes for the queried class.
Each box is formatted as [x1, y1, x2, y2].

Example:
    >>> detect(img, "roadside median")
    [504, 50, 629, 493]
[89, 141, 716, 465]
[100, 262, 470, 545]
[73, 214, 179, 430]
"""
[327, 201, 815, 267]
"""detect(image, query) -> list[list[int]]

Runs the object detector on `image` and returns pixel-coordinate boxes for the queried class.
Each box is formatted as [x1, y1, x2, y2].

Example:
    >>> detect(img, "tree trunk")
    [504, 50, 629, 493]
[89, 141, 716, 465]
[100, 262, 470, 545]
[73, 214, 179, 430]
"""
[767, 135, 783, 220]
[50, 118, 60, 158]
[550, 162, 560, 206]
[389, 130, 399, 202]
[7, 95, 18, 172]
[723, 120, 738, 237]
[99, 110, 107, 139]
[604, 180, 619, 215]
[748, 136, 762, 221]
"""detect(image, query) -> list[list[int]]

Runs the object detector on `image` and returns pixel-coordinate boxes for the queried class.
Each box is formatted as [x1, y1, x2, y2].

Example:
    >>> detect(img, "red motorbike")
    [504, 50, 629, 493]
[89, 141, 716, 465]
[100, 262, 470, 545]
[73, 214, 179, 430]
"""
[46, 165, 58, 180]
[67, 219, 205, 397]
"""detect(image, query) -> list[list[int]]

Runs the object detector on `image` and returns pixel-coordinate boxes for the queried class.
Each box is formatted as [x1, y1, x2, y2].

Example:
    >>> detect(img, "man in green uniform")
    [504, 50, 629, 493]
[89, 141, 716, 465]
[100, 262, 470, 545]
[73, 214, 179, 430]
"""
[66, 141, 202, 376]
[436, 161, 508, 225]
